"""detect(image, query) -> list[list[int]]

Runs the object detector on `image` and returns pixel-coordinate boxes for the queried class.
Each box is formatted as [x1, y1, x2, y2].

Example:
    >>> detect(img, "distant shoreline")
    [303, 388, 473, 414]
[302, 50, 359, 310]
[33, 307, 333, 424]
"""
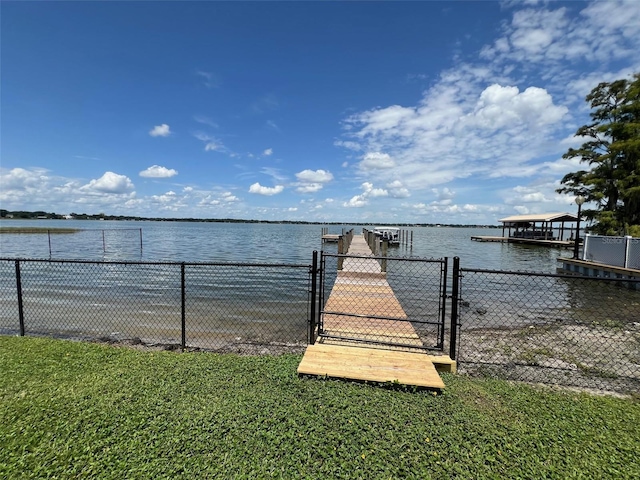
[0, 210, 500, 229]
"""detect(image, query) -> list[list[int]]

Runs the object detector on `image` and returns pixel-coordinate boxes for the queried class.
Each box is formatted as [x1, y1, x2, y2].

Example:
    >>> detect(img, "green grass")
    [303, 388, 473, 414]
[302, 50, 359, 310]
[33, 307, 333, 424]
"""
[1, 337, 638, 479]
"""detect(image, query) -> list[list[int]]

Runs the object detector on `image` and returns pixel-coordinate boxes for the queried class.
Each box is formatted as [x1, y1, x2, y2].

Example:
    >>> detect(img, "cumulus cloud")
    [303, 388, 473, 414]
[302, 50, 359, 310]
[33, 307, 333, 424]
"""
[263, 148, 273, 156]
[295, 169, 333, 193]
[387, 180, 410, 198]
[139, 165, 178, 178]
[343, 182, 388, 208]
[149, 124, 171, 137]
[359, 152, 395, 170]
[296, 169, 333, 183]
[467, 84, 567, 129]
[249, 182, 284, 196]
[81, 172, 134, 194]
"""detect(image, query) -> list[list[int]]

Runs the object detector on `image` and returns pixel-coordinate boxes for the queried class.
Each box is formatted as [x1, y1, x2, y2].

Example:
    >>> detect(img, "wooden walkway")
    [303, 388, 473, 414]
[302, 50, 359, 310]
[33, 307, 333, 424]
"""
[297, 233, 448, 389]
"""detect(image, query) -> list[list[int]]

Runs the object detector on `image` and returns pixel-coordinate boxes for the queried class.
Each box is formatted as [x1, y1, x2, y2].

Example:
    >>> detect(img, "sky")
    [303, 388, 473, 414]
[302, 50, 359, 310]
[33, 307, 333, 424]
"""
[2, 0, 640, 224]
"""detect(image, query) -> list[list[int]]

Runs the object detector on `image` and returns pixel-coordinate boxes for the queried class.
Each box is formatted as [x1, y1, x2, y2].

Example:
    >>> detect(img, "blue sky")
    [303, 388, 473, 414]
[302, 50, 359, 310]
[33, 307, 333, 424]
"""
[2, 0, 639, 224]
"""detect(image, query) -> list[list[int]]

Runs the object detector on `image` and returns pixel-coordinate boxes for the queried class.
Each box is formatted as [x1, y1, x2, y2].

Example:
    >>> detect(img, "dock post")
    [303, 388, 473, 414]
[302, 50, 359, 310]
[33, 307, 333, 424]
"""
[337, 236, 344, 270]
[410, 230, 413, 246]
[381, 240, 388, 272]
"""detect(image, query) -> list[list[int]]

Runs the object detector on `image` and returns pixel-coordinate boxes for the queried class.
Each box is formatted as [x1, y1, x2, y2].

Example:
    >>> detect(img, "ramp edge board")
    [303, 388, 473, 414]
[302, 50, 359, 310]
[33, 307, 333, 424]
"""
[298, 344, 445, 389]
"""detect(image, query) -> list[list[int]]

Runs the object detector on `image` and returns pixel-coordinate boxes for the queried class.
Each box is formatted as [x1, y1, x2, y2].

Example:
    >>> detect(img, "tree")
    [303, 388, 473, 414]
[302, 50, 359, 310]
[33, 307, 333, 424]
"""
[557, 74, 640, 235]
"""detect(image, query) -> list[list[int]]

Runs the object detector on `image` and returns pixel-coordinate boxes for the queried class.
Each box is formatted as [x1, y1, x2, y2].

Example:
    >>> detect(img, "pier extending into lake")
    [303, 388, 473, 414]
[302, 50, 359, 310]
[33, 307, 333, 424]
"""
[298, 232, 449, 389]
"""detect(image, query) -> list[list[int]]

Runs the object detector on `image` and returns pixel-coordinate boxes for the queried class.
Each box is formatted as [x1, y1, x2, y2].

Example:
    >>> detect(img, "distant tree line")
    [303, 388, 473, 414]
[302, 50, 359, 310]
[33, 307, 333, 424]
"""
[0, 210, 497, 228]
[557, 73, 640, 236]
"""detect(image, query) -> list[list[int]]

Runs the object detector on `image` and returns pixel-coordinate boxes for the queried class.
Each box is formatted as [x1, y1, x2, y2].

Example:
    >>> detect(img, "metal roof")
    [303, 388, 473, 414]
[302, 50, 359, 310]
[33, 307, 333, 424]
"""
[499, 212, 579, 223]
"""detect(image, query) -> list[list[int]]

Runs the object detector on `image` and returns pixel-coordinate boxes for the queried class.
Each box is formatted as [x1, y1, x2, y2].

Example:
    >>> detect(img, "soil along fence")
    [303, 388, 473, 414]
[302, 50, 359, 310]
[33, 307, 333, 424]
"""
[0, 258, 312, 354]
[454, 267, 640, 394]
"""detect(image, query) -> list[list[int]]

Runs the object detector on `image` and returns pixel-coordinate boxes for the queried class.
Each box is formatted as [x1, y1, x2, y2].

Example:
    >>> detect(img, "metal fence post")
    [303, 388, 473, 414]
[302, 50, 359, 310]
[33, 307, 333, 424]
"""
[439, 257, 448, 348]
[624, 236, 633, 269]
[317, 252, 325, 337]
[582, 233, 590, 261]
[449, 256, 460, 361]
[309, 251, 318, 344]
[15, 260, 25, 336]
[181, 263, 186, 350]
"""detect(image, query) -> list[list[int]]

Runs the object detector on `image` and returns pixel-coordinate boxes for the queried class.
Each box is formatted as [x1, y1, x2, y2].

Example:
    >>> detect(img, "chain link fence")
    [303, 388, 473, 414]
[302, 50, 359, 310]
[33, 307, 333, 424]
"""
[455, 267, 640, 394]
[2, 254, 639, 394]
[0, 258, 312, 354]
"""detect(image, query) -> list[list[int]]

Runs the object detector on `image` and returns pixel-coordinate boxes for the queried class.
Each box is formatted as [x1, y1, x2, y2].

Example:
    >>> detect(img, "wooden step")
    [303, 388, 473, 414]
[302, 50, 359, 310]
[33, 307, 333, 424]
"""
[297, 343, 445, 389]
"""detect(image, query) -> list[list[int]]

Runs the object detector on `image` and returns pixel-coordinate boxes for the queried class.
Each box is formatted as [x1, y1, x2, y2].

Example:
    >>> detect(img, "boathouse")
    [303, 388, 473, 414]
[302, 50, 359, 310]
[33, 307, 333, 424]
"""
[499, 213, 579, 241]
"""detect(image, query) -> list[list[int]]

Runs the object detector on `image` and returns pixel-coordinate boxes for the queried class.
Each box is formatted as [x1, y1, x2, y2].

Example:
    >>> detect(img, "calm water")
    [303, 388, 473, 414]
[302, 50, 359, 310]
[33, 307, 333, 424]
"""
[0, 219, 569, 272]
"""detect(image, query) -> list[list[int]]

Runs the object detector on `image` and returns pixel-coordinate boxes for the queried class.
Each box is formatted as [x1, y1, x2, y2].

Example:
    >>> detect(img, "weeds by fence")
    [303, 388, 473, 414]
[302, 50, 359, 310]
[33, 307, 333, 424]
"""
[456, 268, 640, 394]
[0, 258, 312, 354]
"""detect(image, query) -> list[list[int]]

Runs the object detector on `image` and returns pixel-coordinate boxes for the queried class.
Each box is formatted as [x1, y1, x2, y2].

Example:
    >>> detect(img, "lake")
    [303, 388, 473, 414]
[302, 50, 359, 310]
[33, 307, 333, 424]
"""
[0, 219, 570, 272]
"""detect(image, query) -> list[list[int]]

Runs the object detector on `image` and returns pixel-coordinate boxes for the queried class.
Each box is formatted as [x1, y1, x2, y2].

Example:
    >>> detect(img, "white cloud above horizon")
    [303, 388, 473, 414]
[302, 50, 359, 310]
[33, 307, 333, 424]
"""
[149, 124, 171, 137]
[249, 182, 284, 196]
[139, 165, 178, 178]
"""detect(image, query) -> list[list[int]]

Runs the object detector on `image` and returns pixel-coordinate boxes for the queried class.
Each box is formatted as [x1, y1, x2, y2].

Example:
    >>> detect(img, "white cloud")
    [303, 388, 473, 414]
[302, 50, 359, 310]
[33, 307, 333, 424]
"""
[359, 152, 395, 170]
[295, 169, 333, 193]
[196, 70, 220, 89]
[151, 191, 177, 204]
[467, 84, 568, 130]
[386, 180, 410, 198]
[221, 192, 239, 202]
[149, 124, 171, 137]
[296, 183, 323, 194]
[263, 148, 273, 156]
[342, 182, 388, 208]
[139, 165, 178, 178]
[248, 182, 284, 196]
[82, 172, 134, 194]
[193, 115, 218, 128]
[193, 132, 225, 153]
[295, 169, 333, 183]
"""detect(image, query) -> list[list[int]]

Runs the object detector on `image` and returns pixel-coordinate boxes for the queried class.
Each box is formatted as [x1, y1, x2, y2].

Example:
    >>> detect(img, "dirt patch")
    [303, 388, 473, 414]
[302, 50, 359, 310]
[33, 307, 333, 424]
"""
[457, 322, 640, 394]
[93, 335, 307, 356]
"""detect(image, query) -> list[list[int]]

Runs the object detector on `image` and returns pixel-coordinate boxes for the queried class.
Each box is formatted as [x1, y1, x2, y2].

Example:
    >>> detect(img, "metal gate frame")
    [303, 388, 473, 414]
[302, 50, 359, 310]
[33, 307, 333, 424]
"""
[313, 251, 450, 353]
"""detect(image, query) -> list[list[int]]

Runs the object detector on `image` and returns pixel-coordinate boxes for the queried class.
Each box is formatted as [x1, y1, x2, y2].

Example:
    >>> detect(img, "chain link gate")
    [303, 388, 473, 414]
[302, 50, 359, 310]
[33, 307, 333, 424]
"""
[315, 251, 449, 352]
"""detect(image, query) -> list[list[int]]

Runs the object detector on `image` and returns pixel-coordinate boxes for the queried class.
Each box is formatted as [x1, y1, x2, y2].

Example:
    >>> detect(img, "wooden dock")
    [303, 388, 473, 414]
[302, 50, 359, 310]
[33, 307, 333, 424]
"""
[298, 233, 448, 389]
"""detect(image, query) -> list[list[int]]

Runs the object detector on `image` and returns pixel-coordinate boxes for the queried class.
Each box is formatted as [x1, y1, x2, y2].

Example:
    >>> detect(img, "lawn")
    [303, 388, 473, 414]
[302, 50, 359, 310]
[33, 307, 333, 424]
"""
[1, 336, 638, 479]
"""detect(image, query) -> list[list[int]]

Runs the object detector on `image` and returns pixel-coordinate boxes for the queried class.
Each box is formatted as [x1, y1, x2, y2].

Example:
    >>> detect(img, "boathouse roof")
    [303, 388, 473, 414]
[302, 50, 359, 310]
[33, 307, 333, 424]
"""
[499, 213, 578, 224]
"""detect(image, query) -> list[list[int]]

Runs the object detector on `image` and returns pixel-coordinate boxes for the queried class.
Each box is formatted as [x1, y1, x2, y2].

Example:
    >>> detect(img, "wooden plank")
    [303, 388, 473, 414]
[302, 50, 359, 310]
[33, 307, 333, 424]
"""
[297, 343, 445, 389]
